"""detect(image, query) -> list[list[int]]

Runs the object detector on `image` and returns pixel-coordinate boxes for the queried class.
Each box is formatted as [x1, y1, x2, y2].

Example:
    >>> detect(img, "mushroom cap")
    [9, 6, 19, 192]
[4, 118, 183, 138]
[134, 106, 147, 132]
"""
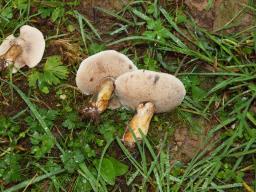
[16, 25, 45, 68]
[76, 50, 137, 95]
[0, 25, 45, 72]
[115, 70, 186, 113]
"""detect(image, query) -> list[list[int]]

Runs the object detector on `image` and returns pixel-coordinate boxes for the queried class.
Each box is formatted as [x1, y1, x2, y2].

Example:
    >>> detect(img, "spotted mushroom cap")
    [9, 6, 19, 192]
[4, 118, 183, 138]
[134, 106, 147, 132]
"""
[115, 70, 186, 113]
[76, 50, 137, 95]
[0, 25, 45, 72]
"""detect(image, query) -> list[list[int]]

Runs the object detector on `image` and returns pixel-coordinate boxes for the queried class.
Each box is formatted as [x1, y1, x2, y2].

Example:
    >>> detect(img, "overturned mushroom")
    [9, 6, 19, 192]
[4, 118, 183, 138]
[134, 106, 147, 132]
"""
[0, 25, 45, 73]
[76, 50, 137, 120]
[115, 70, 186, 147]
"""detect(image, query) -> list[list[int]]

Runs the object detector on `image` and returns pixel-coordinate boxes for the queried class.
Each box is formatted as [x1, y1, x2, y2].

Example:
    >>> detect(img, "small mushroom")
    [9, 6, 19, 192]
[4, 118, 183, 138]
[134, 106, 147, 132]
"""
[115, 70, 186, 147]
[76, 50, 137, 120]
[0, 25, 45, 73]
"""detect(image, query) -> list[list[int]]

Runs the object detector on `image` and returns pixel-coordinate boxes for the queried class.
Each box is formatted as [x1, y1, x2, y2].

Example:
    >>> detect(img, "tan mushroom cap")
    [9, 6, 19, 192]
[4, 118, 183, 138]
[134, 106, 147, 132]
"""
[115, 70, 186, 113]
[76, 50, 137, 95]
[0, 25, 45, 72]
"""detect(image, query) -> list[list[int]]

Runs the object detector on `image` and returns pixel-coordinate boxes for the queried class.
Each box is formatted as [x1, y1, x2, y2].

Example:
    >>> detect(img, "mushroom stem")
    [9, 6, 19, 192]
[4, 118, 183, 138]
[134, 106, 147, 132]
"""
[92, 79, 115, 113]
[0, 44, 22, 71]
[122, 102, 155, 147]
[80, 79, 115, 121]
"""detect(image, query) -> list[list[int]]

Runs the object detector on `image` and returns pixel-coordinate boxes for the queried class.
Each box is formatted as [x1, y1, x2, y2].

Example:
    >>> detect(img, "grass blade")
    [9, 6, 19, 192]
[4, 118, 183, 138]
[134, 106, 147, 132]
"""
[74, 11, 102, 40]
[4, 169, 65, 192]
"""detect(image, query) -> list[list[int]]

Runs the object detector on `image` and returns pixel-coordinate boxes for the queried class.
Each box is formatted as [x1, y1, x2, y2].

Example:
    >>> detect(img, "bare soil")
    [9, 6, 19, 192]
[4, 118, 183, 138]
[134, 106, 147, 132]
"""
[171, 117, 219, 163]
[185, 0, 255, 32]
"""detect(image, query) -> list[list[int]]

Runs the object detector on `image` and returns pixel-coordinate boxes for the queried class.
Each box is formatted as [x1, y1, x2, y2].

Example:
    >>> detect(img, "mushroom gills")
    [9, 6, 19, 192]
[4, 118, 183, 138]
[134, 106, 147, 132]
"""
[122, 102, 155, 147]
[0, 44, 22, 71]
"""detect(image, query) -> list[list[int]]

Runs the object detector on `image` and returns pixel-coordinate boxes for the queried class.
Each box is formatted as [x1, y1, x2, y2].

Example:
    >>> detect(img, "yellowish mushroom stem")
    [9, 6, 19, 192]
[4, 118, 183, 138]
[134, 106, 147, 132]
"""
[0, 44, 22, 71]
[122, 102, 155, 147]
[92, 79, 115, 113]
[80, 79, 115, 122]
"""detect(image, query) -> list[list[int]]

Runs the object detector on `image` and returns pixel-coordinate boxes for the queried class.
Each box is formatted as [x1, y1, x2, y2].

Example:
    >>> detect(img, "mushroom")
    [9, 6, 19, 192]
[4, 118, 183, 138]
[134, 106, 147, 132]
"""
[0, 25, 45, 73]
[75, 50, 137, 120]
[115, 70, 186, 147]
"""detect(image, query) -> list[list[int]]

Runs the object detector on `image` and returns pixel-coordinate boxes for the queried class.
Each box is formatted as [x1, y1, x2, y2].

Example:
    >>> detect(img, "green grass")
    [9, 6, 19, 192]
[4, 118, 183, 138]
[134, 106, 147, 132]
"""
[0, 0, 256, 191]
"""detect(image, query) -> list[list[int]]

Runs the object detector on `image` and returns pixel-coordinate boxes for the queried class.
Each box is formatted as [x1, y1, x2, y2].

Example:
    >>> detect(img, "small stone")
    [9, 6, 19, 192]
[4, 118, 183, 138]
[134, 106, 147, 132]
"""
[60, 94, 67, 100]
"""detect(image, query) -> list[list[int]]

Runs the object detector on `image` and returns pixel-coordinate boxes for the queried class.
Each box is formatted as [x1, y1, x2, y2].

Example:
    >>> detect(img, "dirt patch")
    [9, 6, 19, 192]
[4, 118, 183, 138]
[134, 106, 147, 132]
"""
[81, 0, 129, 12]
[74, 0, 142, 52]
[80, 0, 130, 34]
[171, 117, 219, 163]
[213, 0, 254, 32]
[185, 0, 255, 32]
[185, 0, 214, 29]
[0, 77, 29, 117]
